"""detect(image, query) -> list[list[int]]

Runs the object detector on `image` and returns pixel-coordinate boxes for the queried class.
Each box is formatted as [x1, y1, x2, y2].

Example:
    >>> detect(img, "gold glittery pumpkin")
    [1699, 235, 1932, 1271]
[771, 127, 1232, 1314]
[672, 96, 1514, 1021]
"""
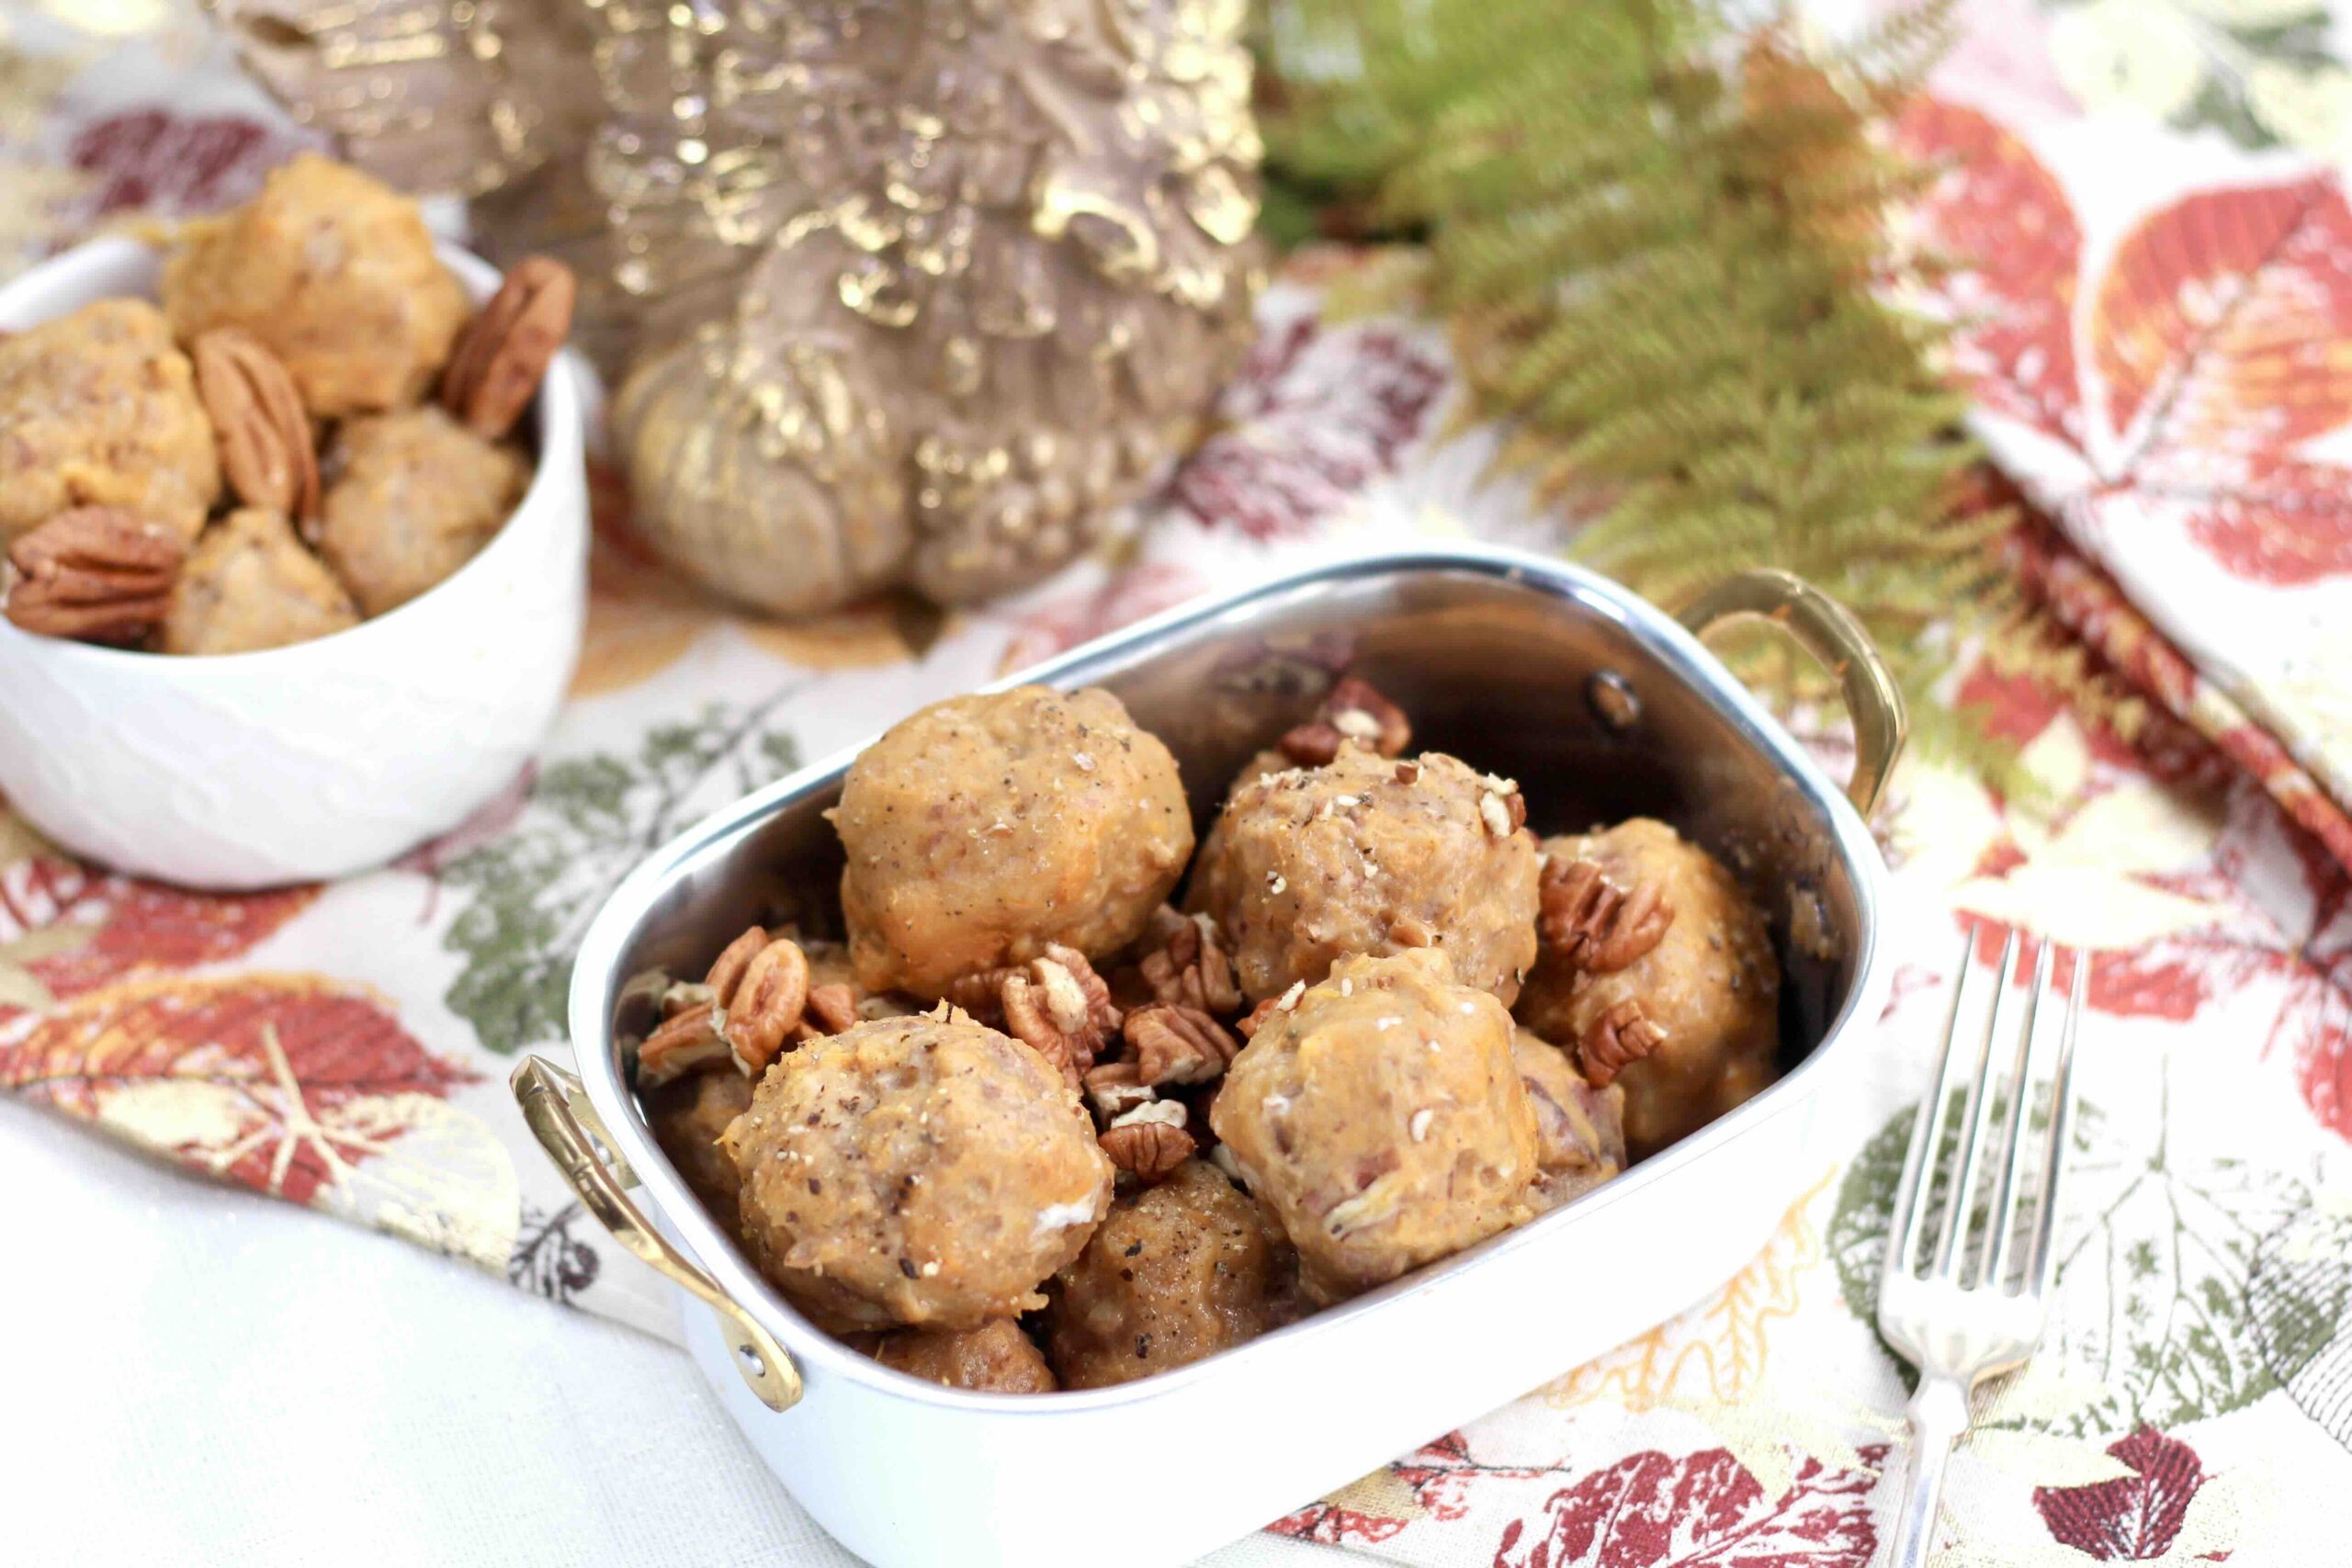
[610, 0, 1266, 611]
[206, 0, 596, 199]
[213, 0, 1265, 614]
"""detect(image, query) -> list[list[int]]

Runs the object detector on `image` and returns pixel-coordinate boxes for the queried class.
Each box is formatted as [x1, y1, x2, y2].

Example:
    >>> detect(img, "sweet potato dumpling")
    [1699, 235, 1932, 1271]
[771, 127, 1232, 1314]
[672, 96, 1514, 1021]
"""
[1210, 949, 1540, 1303]
[161, 152, 469, 417]
[1045, 1158, 1297, 1388]
[1516, 818, 1779, 1157]
[867, 1318, 1057, 1393]
[831, 685, 1193, 997]
[1189, 748, 1539, 1004]
[721, 1009, 1114, 1331]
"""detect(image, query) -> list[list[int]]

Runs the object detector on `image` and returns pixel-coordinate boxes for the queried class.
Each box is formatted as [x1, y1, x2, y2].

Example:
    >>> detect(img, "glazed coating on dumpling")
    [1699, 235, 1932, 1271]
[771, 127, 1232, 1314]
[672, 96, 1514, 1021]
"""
[1045, 1158, 1299, 1389]
[1189, 749, 1540, 1004]
[1515, 818, 1779, 1158]
[316, 405, 528, 615]
[868, 1318, 1057, 1393]
[1209, 950, 1540, 1304]
[0, 299, 220, 545]
[644, 1066, 754, 1240]
[720, 1010, 1114, 1331]
[1512, 1029, 1626, 1213]
[832, 685, 1193, 998]
[161, 152, 469, 417]
[162, 508, 360, 656]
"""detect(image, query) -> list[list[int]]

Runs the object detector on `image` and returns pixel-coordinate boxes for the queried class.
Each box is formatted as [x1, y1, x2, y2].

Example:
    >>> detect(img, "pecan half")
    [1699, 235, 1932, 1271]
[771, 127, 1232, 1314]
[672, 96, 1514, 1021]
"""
[1138, 911, 1242, 1017]
[705, 927, 771, 1004]
[192, 328, 317, 523]
[638, 926, 819, 1080]
[725, 936, 810, 1077]
[1540, 857, 1674, 976]
[1577, 999, 1668, 1088]
[1100, 1101, 1193, 1182]
[441, 254, 575, 440]
[950, 945, 1120, 1082]
[637, 1001, 730, 1087]
[1279, 675, 1413, 766]
[4, 507, 186, 645]
[1127, 1003, 1239, 1087]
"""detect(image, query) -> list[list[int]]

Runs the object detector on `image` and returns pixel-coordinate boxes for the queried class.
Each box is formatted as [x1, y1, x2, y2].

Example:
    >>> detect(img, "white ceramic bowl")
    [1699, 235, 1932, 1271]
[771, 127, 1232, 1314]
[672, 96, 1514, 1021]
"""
[0, 236, 587, 889]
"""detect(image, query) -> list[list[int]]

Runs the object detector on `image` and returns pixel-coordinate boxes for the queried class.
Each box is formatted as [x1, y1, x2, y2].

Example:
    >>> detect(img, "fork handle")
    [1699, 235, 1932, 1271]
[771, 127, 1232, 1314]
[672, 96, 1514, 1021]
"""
[1887, 1375, 1969, 1567]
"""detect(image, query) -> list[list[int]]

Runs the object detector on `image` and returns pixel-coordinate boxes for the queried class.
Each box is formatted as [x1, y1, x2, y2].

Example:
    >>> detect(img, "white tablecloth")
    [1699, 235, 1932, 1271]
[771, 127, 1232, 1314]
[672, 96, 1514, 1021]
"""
[6, 1099, 1327, 1565]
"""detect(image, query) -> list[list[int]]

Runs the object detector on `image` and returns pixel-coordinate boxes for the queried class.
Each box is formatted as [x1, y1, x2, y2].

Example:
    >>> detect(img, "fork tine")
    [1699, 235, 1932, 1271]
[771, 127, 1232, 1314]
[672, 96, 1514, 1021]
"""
[1984, 939, 2055, 1290]
[1932, 928, 2019, 1282]
[1886, 926, 1979, 1284]
[2029, 949, 2087, 1302]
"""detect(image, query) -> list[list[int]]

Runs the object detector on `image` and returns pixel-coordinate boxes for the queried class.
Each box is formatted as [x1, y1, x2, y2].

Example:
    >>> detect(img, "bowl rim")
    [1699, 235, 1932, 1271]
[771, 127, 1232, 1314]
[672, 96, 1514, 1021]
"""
[565, 541, 1897, 1418]
[0, 232, 584, 673]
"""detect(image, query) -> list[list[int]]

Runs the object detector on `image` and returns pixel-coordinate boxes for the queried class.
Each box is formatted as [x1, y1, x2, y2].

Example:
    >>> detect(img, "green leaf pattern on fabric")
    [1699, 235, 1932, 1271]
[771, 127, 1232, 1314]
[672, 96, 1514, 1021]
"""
[437, 696, 804, 1055]
[1830, 1086, 2312, 1438]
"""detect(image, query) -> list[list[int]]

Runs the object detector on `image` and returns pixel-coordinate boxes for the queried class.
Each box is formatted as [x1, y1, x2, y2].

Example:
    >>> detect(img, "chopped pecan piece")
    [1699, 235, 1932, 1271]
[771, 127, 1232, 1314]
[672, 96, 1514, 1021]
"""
[1236, 997, 1280, 1040]
[1539, 856, 1675, 976]
[1577, 999, 1668, 1088]
[613, 967, 673, 1043]
[801, 983, 861, 1037]
[662, 980, 716, 1019]
[1002, 972, 1087, 1084]
[637, 1001, 730, 1087]
[1099, 1100, 1193, 1182]
[5, 507, 186, 645]
[1127, 1003, 1239, 1087]
[1138, 910, 1242, 1016]
[941, 964, 1018, 1022]
[1476, 775, 1527, 838]
[192, 328, 318, 523]
[1280, 675, 1413, 766]
[441, 255, 575, 440]
[1081, 1059, 1155, 1121]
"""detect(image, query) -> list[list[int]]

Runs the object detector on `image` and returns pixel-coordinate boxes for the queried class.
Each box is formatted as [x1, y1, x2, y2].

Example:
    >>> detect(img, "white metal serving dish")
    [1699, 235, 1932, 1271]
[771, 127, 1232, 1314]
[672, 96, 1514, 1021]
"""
[0, 236, 587, 889]
[515, 546, 1903, 1568]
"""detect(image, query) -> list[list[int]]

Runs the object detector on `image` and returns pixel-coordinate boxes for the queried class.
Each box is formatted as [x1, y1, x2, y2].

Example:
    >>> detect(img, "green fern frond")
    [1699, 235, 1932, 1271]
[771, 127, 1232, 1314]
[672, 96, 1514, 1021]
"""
[1259, 0, 2007, 783]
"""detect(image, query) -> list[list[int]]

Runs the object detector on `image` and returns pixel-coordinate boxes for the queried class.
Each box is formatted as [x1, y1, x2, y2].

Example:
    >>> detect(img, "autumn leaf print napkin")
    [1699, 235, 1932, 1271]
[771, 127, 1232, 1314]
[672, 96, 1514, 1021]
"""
[1897, 2, 2352, 870]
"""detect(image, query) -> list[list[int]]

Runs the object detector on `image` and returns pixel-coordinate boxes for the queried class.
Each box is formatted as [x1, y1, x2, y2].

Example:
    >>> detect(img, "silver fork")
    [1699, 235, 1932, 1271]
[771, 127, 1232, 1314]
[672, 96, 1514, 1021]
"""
[1878, 927, 2086, 1568]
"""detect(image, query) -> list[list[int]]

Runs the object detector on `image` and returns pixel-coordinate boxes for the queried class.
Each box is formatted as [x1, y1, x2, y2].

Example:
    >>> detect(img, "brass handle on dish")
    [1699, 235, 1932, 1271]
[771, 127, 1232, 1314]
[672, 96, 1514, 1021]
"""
[1677, 568, 1907, 818]
[510, 1055, 803, 1413]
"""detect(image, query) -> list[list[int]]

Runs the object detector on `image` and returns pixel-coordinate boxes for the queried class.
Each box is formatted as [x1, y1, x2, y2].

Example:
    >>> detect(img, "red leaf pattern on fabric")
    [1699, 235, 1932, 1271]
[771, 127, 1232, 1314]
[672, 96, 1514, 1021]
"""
[1907, 97, 2352, 592]
[2285, 885, 2352, 1139]
[1269, 1431, 1552, 1545]
[2173, 458, 2352, 587]
[0, 857, 318, 1008]
[0, 975, 475, 1205]
[1494, 1446, 1883, 1568]
[2032, 1426, 2210, 1561]
[66, 110, 309, 220]
[996, 561, 1206, 674]
[1897, 97, 2083, 444]
[2094, 181, 2352, 457]
[1268, 1502, 1413, 1546]
[1172, 314, 1446, 540]
[2004, 512, 2352, 866]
